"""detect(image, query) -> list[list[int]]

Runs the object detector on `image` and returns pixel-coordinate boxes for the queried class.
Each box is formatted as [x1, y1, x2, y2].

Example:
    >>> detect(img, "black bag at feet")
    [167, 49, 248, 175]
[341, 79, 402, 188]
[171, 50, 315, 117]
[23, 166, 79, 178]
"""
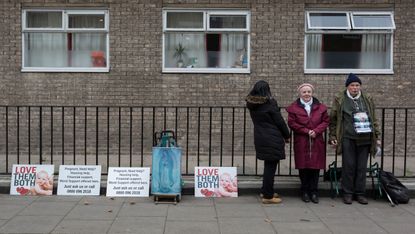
[379, 170, 410, 204]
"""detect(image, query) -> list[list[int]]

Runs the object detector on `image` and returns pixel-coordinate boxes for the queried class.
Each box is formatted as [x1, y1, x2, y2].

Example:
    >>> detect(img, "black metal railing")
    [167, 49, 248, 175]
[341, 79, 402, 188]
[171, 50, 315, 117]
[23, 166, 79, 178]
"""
[0, 106, 413, 177]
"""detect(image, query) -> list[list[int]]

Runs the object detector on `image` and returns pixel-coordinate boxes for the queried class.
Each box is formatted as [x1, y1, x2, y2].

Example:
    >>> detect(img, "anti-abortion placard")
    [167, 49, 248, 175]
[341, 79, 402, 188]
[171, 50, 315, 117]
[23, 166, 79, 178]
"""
[194, 167, 238, 197]
[10, 164, 54, 196]
[106, 167, 150, 197]
[57, 165, 101, 196]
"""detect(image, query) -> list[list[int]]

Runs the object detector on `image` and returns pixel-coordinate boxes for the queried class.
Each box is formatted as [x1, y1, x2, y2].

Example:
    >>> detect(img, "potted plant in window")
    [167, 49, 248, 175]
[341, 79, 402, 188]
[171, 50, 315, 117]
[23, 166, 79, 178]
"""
[173, 43, 187, 68]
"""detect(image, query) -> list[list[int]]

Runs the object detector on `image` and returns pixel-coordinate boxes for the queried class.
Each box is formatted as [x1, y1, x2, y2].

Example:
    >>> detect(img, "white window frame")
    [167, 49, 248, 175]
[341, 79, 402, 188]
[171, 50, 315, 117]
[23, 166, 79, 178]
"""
[162, 9, 251, 74]
[304, 10, 395, 74]
[351, 12, 395, 30]
[65, 10, 109, 31]
[207, 11, 250, 31]
[306, 11, 351, 30]
[22, 9, 110, 73]
[23, 9, 65, 31]
[163, 10, 205, 31]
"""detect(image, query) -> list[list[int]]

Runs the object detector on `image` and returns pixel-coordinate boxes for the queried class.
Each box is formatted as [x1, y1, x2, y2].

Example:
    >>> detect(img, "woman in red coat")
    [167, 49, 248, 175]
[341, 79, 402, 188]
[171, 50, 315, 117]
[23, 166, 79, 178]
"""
[286, 83, 329, 203]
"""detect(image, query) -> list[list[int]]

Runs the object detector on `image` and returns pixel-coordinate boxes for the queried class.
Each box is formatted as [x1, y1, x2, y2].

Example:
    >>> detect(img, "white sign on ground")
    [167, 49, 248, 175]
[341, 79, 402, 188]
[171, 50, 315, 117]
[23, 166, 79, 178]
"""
[10, 164, 54, 196]
[194, 167, 238, 198]
[57, 165, 101, 196]
[106, 167, 150, 197]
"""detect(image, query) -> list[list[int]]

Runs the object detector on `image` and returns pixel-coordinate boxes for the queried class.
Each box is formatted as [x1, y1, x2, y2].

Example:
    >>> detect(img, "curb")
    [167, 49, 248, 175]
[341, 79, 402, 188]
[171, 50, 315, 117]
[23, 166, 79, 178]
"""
[2, 175, 414, 198]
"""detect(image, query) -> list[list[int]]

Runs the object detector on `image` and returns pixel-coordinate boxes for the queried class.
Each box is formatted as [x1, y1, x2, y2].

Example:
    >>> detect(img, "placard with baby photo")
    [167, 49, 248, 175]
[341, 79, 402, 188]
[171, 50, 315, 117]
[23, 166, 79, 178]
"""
[194, 167, 238, 197]
[10, 164, 54, 196]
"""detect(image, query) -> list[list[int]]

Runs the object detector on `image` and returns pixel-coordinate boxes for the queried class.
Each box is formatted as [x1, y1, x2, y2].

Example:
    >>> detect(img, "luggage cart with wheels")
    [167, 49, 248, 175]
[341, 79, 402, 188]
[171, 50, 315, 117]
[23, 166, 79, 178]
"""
[151, 130, 182, 204]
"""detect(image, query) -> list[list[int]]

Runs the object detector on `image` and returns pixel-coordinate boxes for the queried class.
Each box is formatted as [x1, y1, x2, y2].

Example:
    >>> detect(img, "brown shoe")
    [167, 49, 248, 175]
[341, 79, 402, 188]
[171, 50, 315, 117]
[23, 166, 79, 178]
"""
[343, 194, 353, 205]
[356, 195, 368, 205]
[262, 197, 282, 204]
[260, 193, 280, 198]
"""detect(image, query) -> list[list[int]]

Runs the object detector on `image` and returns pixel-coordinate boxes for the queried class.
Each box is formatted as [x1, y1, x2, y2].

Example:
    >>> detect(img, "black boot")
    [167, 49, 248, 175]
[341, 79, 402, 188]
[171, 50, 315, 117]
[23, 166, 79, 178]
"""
[310, 193, 319, 204]
[343, 194, 353, 204]
[301, 193, 310, 203]
[356, 195, 368, 205]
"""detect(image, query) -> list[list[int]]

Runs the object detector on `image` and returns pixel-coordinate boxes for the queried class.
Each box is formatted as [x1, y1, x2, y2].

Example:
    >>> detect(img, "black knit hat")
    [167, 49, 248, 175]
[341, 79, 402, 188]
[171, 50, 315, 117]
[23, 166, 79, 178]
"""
[345, 73, 362, 87]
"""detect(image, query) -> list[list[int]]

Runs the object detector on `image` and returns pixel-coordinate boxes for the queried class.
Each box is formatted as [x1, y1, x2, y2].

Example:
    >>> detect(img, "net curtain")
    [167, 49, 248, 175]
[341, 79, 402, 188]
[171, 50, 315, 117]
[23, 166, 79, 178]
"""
[306, 34, 390, 69]
[24, 13, 106, 68]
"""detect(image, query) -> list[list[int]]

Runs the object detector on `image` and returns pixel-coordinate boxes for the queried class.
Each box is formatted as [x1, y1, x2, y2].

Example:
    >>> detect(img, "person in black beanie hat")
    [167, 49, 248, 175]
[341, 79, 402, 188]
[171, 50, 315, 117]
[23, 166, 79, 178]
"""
[329, 73, 381, 205]
[345, 73, 362, 87]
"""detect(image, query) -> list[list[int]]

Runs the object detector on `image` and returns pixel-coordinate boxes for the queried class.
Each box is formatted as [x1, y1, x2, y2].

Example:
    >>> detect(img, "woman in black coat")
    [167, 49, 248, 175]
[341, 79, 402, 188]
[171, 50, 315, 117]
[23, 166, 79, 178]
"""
[246, 80, 290, 204]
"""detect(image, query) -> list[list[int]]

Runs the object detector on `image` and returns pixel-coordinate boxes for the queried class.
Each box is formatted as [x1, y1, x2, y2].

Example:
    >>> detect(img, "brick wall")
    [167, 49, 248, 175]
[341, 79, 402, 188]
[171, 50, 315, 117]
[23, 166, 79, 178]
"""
[0, 0, 414, 175]
[1, 0, 413, 108]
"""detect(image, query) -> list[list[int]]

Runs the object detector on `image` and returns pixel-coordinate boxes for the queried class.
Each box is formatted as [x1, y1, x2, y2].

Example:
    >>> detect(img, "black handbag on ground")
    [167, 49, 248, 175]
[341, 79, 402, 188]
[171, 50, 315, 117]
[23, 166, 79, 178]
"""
[379, 170, 410, 204]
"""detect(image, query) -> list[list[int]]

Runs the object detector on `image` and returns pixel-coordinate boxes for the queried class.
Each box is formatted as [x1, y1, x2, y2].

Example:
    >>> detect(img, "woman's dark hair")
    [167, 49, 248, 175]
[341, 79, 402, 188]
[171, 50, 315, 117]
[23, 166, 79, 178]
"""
[248, 80, 272, 98]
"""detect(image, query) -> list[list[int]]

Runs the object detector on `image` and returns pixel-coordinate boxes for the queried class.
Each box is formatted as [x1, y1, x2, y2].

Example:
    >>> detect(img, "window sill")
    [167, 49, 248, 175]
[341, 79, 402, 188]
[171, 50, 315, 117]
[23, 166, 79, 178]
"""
[162, 67, 250, 74]
[21, 67, 110, 73]
[304, 69, 393, 75]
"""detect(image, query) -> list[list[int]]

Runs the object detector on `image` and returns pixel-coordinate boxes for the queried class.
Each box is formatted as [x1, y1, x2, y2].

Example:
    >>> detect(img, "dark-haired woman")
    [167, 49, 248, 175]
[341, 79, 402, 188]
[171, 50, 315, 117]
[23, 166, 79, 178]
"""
[246, 80, 290, 204]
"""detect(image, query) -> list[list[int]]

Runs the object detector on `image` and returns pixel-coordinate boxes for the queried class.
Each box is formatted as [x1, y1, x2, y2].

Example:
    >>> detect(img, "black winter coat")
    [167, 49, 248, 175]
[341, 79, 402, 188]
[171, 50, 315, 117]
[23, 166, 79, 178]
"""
[246, 96, 290, 161]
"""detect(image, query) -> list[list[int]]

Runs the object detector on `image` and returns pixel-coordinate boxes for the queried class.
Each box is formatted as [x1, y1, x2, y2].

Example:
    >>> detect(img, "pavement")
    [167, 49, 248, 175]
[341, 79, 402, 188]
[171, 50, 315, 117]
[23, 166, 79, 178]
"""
[0, 176, 415, 234]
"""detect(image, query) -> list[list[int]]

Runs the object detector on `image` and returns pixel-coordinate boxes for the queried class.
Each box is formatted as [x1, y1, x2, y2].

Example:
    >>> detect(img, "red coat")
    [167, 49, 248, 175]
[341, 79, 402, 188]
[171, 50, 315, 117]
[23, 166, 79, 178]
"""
[286, 98, 329, 169]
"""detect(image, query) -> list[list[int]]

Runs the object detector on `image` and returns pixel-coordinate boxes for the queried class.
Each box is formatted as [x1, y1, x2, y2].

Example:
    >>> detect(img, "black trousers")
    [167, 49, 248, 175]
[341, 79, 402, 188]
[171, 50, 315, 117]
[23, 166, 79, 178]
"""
[299, 168, 320, 195]
[261, 160, 278, 199]
[341, 138, 370, 195]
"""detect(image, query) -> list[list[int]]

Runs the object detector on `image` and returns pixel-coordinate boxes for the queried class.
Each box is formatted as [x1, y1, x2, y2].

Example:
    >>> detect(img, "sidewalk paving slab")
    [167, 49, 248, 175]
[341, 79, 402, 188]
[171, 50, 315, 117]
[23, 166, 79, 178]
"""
[164, 220, 220, 234]
[108, 217, 165, 234]
[118, 202, 168, 217]
[19, 201, 77, 216]
[378, 222, 415, 234]
[320, 217, 388, 234]
[219, 217, 276, 234]
[273, 221, 332, 234]
[0, 192, 414, 234]
[216, 202, 266, 218]
[167, 205, 217, 221]
[52, 220, 113, 234]
[0, 215, 63, 234]
[64, 204, 121, 220]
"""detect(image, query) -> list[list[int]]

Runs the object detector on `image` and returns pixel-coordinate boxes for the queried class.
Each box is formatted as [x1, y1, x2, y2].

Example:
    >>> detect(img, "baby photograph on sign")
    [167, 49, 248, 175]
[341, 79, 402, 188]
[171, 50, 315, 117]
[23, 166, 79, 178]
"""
[194, 167, 238, 197]
[10, 164, 54, 196]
